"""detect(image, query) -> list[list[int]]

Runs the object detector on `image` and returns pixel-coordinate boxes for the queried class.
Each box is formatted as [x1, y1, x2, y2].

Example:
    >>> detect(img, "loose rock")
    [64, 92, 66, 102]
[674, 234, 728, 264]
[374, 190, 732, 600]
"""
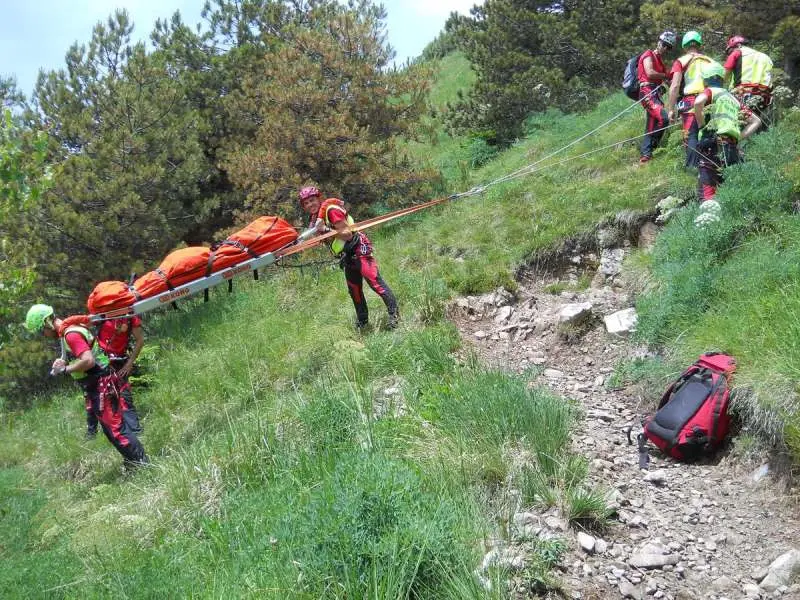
[629, 553, 680, 569]
[760, 549, 800, 592]
[559, 302, 594, 325]
[618, 577, 643, 599]
[643, 469, 668, 485]
[577, 532, 596, 553]
[604, 308, 638, 336]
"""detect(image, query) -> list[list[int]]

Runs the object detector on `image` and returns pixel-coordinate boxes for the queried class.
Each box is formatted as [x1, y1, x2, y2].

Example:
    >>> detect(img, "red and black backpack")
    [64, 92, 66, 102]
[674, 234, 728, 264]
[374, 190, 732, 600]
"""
[639, 353, 736, 463]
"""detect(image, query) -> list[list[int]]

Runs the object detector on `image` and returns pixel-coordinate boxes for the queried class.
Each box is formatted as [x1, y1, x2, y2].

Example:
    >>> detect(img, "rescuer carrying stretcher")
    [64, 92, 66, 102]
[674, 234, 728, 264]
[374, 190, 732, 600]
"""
[25, 304, 148, 469]
[298, 186, 399, 331]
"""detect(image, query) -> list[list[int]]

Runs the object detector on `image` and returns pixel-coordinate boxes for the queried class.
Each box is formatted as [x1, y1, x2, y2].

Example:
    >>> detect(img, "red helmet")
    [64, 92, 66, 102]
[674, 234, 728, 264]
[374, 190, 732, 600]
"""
[726, 36, 746, 52]
[298, 186, 321, 201]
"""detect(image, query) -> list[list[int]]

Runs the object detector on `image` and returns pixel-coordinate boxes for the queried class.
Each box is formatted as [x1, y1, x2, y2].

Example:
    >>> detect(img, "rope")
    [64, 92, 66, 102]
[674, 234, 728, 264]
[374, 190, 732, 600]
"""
[482, 85, 664, 189]
[484, 122, 681, 186]
[275, 119, 681, 260]
[275, 196, 453, 259]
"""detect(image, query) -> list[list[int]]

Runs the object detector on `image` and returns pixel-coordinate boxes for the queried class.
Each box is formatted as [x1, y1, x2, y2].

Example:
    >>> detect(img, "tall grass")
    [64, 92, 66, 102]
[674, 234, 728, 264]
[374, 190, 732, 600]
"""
[634, 111, 800, 456]
[0, 56, 727, 596]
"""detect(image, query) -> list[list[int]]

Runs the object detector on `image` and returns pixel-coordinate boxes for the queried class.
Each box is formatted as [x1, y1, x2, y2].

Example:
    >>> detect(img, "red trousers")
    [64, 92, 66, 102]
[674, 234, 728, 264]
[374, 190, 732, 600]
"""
[343, 254, 398, 327]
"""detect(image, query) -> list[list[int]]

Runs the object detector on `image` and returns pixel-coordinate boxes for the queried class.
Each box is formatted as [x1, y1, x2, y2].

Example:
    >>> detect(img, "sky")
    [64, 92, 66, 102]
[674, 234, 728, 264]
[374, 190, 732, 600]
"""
[0, 0, 481, 98]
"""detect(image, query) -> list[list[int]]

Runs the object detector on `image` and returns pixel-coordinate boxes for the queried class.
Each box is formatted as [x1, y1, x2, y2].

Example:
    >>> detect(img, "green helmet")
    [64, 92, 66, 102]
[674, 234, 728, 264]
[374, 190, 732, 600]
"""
[25, 304, 54, 333]
[701, 62, 725, 80]
[682, 31, 702, 48]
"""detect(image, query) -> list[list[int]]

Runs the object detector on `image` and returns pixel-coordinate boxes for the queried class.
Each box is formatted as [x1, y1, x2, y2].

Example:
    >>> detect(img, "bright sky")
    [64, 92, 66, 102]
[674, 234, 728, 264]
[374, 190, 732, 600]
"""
[0, 0, 481, 98]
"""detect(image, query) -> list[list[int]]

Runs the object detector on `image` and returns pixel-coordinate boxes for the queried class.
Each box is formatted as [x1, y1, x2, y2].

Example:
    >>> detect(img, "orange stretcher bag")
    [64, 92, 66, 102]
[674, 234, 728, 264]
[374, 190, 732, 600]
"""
[206, 216, 298, 273]
[87, 217, 299, 315]
[87, 281, 137, 315]
[133, 246, 212, 298]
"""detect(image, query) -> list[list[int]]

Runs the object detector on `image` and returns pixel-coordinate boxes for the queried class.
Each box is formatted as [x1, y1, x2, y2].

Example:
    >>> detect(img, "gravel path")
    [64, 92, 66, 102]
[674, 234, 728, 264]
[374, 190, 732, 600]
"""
[452, 259, 800, 600]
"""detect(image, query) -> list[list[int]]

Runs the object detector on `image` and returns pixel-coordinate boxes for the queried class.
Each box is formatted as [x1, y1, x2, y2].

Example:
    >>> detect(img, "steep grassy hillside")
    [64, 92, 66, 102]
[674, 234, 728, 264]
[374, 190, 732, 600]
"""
[630, 114, 800, 453]
[2, 50, 799, 598]
[1, 53, 665, 599]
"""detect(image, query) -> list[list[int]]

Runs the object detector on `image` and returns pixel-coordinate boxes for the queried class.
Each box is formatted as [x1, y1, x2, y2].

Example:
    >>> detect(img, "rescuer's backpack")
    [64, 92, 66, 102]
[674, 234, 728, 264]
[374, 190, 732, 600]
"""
[622, 54, 642, 100]
[640, 353, 736, 462]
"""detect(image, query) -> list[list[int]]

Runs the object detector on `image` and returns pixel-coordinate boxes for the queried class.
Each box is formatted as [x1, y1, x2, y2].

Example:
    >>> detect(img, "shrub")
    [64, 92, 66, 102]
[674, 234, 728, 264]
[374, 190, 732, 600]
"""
[466, 135, 499, 169]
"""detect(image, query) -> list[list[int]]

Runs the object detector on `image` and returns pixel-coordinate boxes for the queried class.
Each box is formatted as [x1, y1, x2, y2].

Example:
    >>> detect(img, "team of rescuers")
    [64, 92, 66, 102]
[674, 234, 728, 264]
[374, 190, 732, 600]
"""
[23, 29, 773, 468]
[637, 30, 772, 225]
[25, 185, 398, 467]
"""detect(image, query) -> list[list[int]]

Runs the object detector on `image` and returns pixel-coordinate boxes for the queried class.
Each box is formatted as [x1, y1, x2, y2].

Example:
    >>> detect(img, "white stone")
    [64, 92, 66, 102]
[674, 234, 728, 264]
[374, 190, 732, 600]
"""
[474, 330, 488, 339]
[753, 566, 770, 582]
[752, 463, 770, 483]
[494, 305, 514, 323]
[544, 516, 568, 531]
[604, 308, 638, 336]
[618, 577, 643, 599]
[629, 553, 680, 569]
[578, 532, 596, 553]
[743, 583, 761, 597]
[639, 542, 668, 556]
[559, 302, 593, 325]
[760, 549, 800, 592]
[643, 469, 668, 485]
[543, 368, 565, 379]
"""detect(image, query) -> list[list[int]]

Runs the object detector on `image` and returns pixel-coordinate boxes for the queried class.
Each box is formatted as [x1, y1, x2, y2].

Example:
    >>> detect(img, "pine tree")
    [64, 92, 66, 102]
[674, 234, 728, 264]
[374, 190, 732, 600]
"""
[0, 109, 55, 405]
[446, 0, 645, 146]
[219, 1, 435, 221]
[29, 10, 211, 295]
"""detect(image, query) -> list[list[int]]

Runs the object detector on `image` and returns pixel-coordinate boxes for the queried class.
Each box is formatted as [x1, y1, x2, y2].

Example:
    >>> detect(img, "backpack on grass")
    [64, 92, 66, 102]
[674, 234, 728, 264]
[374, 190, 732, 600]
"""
[622, 54, 642, 100]
[640, 353, 736, 462]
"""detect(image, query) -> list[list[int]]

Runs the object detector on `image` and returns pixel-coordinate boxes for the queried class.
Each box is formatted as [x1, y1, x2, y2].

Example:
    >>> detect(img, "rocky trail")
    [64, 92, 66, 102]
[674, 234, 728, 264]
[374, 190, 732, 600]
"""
[450, 233, 800, 600]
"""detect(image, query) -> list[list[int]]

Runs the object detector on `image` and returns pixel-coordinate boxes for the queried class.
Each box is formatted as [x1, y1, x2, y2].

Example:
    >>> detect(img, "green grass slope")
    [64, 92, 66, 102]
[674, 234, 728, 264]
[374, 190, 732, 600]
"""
[2, 50, 799, 597]
[0, 274, 601, 598]
[631, 112, 800, 453]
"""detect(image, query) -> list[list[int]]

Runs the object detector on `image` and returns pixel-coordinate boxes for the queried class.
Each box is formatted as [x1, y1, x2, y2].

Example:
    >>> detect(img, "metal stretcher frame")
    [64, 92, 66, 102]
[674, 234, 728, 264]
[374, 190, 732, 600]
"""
[88, 196, 452, 323]
[88, 250, 280, 323]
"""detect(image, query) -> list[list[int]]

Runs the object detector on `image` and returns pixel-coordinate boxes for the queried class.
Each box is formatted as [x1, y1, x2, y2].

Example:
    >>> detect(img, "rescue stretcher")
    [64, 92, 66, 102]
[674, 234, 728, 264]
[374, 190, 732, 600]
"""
[87, 215, 319, 322]
[86, 197, 451, 323]
[89, 248, 282, 322]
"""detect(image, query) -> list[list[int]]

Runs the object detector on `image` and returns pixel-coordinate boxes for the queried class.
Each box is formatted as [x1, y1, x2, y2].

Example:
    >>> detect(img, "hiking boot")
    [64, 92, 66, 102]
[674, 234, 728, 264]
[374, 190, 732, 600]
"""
[387, 313, 399, 330]
[85, 427, 97, 440]
[638, 155, 652, 164]
[355, 320, 370, 333]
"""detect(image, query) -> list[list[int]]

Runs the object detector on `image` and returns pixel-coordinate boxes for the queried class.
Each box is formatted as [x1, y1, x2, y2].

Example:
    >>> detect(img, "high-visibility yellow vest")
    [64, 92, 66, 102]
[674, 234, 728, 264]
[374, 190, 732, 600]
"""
[678, 53, 712, 96]
[739, 47, 773, 87]
[61, 325, 110, 380]
[702, 87, 742, 141]
[319, 198, 354, 255]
